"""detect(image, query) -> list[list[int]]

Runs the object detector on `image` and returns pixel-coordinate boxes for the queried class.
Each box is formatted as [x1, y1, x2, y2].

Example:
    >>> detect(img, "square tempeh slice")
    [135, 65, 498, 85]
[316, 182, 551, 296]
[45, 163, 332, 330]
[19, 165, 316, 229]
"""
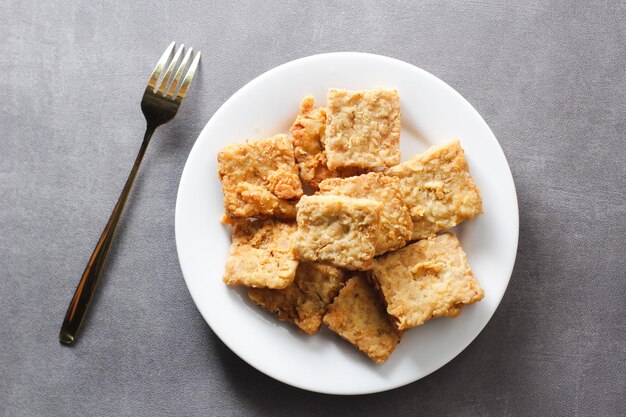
[217, 134, 303, 219]
[295, 195, 382, 270]
[318, 172, 413, 255]
[384, 140, 482, 240]
[248, 263, 347, 335]
[290, 97, 364, 190]
[323, 275, 402, 364]
[324, 88, 401, 169]
[223, 219, 298, 289]
[370, 232, 484, 330]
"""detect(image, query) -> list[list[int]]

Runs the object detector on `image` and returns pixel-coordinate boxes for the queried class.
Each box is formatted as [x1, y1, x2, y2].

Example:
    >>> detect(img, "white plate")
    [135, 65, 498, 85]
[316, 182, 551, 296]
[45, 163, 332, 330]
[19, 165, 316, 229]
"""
[175, 53, 518, 395]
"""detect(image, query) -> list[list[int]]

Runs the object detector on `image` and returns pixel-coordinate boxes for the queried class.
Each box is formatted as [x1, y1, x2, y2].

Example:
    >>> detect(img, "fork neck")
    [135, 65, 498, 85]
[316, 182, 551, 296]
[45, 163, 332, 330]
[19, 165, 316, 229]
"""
[143, 123, 158, 145]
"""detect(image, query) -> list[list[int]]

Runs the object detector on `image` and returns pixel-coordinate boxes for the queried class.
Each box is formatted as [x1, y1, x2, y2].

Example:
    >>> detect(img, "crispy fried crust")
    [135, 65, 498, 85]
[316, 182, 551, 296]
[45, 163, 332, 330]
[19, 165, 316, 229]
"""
[324, 88, 401, 169]
[248, 263, 347, 334]
[384, 140, 482, 239]
[323, 275, 402, 364]
[217, 134, 303, 219]
[223, 219, 299, 289]
[295, 195, 381, 270]
[290, 97, 364, 190]
[371, 233, 484, 330]
[318, 172, 413, 255]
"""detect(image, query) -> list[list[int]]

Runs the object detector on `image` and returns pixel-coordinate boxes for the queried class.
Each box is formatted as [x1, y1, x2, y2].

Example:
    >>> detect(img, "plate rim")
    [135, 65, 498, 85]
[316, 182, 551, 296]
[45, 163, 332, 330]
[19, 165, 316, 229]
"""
[175, 51, 519, 395]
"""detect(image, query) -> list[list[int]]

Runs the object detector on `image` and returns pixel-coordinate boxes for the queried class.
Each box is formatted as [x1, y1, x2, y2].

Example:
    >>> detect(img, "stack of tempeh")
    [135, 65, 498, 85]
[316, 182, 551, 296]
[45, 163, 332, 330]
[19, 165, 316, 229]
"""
[218, 88, 484, 364]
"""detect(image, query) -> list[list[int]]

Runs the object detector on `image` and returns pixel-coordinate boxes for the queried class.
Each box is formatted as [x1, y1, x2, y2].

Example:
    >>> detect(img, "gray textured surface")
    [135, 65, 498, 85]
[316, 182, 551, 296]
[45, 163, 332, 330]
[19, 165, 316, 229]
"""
[1, 0, 625, 415]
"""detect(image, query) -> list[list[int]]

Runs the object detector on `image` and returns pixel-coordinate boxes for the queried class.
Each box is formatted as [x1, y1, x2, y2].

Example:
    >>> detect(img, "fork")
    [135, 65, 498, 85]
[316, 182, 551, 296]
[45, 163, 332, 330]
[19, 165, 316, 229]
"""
[59, 42, 200, 345]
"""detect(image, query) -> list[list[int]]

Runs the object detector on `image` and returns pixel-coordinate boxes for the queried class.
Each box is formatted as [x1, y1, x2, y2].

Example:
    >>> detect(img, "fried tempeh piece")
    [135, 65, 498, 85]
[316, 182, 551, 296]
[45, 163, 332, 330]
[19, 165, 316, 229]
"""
[371, 233, 484, 330]
[223, 219, 298, 289]
[324, 88, 401, 169]
[290, 96, 364, 190]
[318, 172, 412, 255]
[295, 195, 381, 270]
[384, 140, 482, 239]
[218, 134, 303, 219]
[248, 263, 347, 334]
[323, 275, 402, 364]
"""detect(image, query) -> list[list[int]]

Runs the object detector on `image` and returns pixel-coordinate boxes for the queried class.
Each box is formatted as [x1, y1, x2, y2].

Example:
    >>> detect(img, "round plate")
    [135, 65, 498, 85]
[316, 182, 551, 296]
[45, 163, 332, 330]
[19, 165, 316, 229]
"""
[175, 53, 518, 395]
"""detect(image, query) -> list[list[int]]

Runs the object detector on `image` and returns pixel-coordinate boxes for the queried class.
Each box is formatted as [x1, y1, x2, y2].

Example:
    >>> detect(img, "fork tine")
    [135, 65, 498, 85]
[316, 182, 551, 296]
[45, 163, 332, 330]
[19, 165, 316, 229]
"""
[147, 41, 175, 91]
[165, 47, 194, 99]
[157, 44, 185, 95]
[175, 51, 201, 103]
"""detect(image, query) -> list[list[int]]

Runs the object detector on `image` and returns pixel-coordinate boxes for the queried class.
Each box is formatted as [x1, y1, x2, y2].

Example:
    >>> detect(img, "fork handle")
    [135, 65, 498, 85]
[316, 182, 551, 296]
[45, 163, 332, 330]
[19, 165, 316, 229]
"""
[59, 124, 156, 345]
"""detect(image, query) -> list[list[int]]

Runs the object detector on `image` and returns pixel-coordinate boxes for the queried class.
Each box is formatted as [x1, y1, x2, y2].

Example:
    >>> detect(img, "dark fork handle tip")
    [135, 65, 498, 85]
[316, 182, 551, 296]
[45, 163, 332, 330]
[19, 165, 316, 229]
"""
[59, 330, 76, 345]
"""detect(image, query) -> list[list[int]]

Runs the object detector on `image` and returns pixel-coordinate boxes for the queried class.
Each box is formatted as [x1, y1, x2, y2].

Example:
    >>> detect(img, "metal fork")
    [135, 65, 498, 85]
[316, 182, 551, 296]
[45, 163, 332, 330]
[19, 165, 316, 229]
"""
[59, 42, 200, 345]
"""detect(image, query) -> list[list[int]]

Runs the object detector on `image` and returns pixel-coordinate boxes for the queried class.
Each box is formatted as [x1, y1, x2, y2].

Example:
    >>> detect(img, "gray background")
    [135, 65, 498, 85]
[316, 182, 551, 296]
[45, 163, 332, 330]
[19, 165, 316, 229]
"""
[1, 0, 625, 415]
